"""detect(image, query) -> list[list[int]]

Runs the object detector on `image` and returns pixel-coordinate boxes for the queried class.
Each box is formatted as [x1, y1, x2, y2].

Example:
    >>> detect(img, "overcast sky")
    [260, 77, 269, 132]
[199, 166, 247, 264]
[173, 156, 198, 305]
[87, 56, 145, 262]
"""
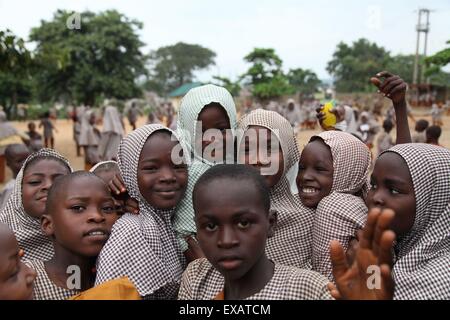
[1, 0, 449, 81]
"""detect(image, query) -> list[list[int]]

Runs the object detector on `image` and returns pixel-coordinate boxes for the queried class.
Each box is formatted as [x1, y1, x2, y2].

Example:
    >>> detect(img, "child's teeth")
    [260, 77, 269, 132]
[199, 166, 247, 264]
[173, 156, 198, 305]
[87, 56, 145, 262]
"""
[302, 188, 317, 194]
[89, 231, 105, 236]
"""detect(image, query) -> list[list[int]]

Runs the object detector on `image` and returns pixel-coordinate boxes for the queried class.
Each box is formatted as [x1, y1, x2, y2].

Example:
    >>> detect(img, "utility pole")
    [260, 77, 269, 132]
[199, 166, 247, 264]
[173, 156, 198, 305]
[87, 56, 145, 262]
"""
[412, 8, 431, 85]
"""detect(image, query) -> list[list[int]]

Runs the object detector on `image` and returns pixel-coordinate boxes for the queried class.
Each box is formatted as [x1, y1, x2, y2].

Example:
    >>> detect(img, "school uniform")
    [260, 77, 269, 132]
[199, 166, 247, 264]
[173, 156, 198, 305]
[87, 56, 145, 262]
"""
[25, 260, 80, 300]
[310, 131, 371, 282]
[178, 258, 332, 300]
[173, 84, 237, 252]
[237, 109, 314, 269]
[98, 105, 124, 161]
[95, 125, 185, 300]
[384, 144, 450, 299]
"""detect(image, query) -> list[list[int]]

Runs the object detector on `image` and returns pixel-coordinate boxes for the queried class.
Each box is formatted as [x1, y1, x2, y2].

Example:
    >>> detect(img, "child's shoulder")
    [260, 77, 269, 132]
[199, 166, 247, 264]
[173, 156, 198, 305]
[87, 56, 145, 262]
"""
[272, 264, 332, 300]
[318, 192, 367, 211]
[180, 258, 224, 300]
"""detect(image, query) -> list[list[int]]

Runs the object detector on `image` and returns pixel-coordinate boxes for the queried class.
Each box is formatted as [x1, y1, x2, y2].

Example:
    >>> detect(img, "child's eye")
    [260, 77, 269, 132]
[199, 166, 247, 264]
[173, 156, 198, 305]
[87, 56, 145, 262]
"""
[71, 205, 85, 213]
[9, 268, 19, 280]
[142, 167, 158, 172]
[389, 188, 400, 195]
[315, 166, 328, 172]
[173, 164, 187, 170]
[102, 206, 115, 213]
[237, 220, 251, 229]
[28, 180, 41, 186]
[205, 223, 217, 232]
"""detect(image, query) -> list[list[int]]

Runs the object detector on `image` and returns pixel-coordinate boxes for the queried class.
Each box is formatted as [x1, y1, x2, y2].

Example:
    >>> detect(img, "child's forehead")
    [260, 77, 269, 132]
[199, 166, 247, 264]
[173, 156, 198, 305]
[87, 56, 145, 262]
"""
[26, 158, 68, 172]
[197, 178, 260, 205]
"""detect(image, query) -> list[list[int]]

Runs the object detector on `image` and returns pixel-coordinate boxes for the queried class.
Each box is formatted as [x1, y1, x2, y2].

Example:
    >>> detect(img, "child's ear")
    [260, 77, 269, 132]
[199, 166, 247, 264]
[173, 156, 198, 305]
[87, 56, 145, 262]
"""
[41, 214, 54, 237]
[267, 209, 278, 238]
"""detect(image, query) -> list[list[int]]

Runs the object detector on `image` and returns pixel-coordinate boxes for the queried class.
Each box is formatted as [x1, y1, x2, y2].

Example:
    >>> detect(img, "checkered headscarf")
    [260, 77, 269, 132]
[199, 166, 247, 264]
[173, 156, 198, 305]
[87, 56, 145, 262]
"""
[383, 144, 450, 300]
[309, 131, 371, 281]
[0, 149, 72, 261]
[173, 85, 237, 251]
[95, 124, 186, 299]
[237, 109, 315, 268]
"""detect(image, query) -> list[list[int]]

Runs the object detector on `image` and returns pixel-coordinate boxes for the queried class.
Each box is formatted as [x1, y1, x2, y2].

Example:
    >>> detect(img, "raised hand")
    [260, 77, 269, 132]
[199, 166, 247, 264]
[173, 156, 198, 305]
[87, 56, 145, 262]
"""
[330, 208, 396, 300]
[371, 71, 412, 144]
[316, 105, 345, 131]
[370, 71, 407, 105]
[108, 173, 139, 214]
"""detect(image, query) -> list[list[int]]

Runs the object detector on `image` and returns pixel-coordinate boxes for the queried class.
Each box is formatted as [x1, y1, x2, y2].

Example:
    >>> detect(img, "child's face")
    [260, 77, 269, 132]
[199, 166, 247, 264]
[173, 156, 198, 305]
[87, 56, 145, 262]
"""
[0, 227, 37, 300]
[195, 179, 275, 281]
[42, 176, 118, 257]
[238, 126, 284, 188]
[196, 104, 232, 162]
[366, 153, 416, 238]
[137, 132, 188, 209]
[28, 123, 36, 132]
[297, 140, 334, 208]
[22, 159, 70, 219]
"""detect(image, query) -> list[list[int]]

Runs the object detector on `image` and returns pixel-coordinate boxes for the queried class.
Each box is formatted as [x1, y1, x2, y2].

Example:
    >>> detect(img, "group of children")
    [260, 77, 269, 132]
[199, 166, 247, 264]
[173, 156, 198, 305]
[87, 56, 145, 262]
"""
[0, 70, 449, 300]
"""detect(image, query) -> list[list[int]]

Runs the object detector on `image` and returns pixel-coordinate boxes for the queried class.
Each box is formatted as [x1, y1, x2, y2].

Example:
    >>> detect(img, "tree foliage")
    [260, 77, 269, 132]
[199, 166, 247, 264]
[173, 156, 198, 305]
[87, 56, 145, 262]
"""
[30, 10, 147, 105]
[146, 42, 216, 96]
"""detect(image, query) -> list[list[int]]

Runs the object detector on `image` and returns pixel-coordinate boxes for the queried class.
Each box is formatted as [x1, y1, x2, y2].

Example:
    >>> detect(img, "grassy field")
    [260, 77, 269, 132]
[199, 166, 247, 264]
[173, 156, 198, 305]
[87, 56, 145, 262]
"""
[2, 108, 449, 187]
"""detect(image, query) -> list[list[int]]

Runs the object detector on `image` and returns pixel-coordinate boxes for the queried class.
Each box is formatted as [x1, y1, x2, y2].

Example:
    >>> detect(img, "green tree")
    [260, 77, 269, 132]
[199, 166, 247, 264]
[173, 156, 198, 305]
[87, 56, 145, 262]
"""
[426, 40, 450, 68]
[386, 54, 417, 84]
[146, 42, 216, 96]
[327, 38, 391, 93]
[241, 48, 293, 100]
[425, 40, 450, 86]
[0, 29, 33, 117]
[287, 68, 321, 100]
[212, 76, 241, 97]
[30, 10, 147, 106]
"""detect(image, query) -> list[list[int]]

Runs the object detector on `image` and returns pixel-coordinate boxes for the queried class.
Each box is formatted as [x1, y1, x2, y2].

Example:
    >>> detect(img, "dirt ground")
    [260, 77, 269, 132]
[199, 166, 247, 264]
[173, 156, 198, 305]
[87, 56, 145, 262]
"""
[2, 107, 449, 187]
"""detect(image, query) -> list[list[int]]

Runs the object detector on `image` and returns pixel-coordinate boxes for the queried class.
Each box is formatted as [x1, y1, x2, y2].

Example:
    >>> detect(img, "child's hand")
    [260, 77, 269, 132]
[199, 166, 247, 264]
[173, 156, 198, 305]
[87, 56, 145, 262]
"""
[330, 208, 396, 300]
[184, 236, 205, 263]
[108, 173, 139, 214]
[370, 71, 407, 105]
[316, 105, 345, 130]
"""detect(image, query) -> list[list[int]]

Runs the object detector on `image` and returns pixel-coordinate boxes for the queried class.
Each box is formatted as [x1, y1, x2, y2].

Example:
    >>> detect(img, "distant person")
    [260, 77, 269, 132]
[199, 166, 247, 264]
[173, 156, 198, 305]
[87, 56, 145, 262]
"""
[412, 119, 429, 143]
[0, 144, 30, 210]
[376, 119, 394, 156]
[127, 102, 142, 131]
[0, 111, 29, 183]
[426, 125, 442, 147]
[39, 111, 58, 149]
[25, 122, 43, 152]
[98, 105, 124, 161]
[78, 110, 101, 170]
[431, 102, 444, 127]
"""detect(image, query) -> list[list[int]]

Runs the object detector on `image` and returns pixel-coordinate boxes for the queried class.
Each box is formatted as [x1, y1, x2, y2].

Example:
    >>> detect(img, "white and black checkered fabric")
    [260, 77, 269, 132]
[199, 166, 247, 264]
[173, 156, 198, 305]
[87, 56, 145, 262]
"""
[0, 149, 72, 261]
[384, 144, 450, 300]
[25, 259, 80, 300]
[95, 124, 186, 299]
[173, 84, 237, 251]
[237, 109, 315, 269]
[309, 131, 371, 282]
[178, 258, 333, 300]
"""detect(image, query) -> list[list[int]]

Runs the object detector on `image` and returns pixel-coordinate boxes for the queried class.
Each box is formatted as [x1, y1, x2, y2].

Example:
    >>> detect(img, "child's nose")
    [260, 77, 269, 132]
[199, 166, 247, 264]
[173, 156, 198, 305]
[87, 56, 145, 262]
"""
[159, 167, 176, 182]
[88, 210, 106, 223]
[217, 227, 239, 248]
